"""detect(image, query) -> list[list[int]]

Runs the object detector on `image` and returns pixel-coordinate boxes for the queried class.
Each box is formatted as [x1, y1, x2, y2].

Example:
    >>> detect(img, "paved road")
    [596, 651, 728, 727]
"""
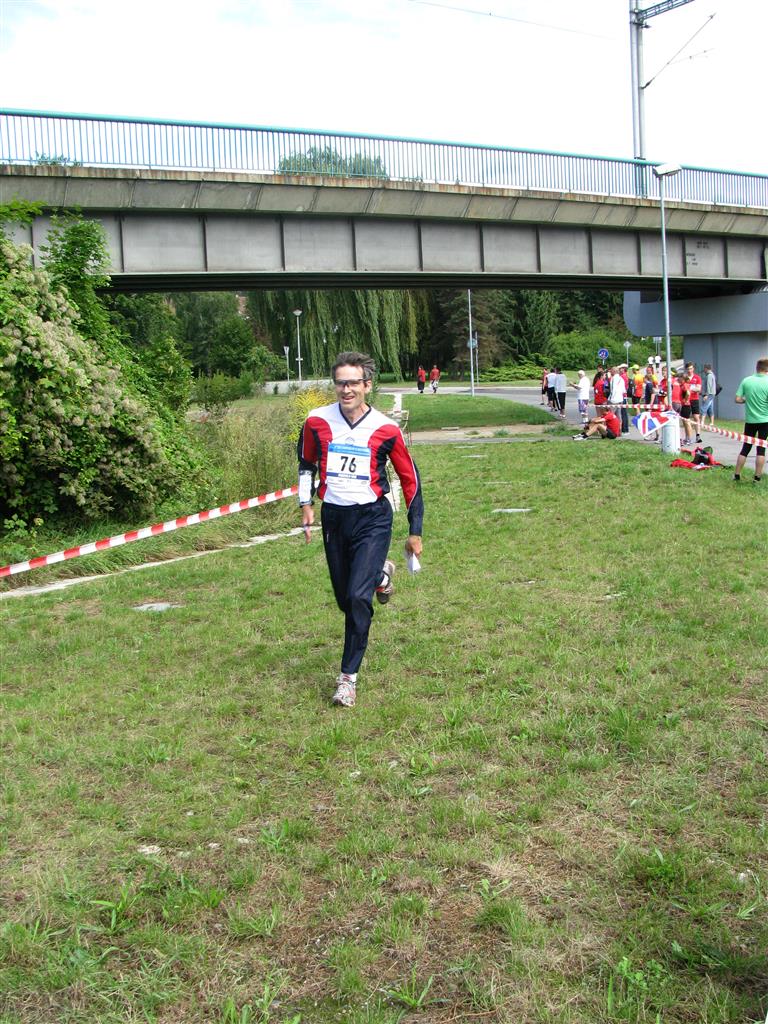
[389, 385, 748, 468]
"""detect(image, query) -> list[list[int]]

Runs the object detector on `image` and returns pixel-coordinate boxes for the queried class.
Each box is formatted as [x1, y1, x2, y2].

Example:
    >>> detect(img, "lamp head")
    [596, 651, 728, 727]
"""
[293, 308, 302, 317]
[653, 162, 682, 179]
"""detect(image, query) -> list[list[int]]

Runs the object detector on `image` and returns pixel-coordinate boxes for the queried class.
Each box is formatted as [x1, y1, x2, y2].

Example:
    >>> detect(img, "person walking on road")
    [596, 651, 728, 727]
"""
[733, 358, 768, 484]
[572, 370, 590, 422]
[429, 364, 441, 393]
[700, 364, 717, 426]
[608, 366, 628, 433]
[554, 367, 567, 418]
[416, 365, 426, 394]
[686, 362, 703, 443]
[298, 351, 424, 708]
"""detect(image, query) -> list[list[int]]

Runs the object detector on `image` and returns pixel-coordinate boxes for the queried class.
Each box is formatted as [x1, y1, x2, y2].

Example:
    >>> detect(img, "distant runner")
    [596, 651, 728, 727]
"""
[298, 351, 424, 708]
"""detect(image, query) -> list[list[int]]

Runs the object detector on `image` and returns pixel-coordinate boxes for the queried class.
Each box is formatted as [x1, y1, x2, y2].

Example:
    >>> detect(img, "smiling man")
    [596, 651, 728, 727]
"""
[297, 352, 424, 708]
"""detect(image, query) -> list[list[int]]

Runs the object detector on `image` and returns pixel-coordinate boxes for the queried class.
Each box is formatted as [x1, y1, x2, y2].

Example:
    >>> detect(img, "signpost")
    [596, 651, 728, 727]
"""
[598, 347, 610, 365]
[283, 345, 290, 382]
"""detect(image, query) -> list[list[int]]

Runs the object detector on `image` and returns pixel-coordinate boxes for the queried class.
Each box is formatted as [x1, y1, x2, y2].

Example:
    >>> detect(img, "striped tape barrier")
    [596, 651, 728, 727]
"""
[0, 485, 298, 579]
[606, 404, 765, 447]
[701, 423, 767, 447]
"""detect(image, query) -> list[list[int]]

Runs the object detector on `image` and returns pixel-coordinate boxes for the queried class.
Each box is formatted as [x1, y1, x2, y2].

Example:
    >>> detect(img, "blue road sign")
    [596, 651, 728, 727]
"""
[597, 347, 610, 360]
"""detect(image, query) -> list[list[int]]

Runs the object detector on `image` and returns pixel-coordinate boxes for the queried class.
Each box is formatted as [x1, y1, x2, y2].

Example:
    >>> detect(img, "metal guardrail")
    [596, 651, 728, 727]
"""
[2, 109, 767, 209]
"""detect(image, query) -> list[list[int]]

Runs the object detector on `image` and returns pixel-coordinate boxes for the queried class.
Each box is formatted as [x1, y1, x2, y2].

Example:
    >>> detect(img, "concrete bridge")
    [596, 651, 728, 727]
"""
[2, 163, 767, 294]
[2, 110, 767, 416]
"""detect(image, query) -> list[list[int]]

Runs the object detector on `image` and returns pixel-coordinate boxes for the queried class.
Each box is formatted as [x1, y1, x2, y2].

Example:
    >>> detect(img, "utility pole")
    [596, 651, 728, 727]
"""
[467, 289, 475, 398]
[629, 0, 697, 163]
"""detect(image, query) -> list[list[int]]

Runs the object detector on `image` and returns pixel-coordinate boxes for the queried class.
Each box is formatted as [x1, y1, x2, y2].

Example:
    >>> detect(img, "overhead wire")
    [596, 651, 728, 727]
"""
[642, 13, 716, 89]
[407, 0, 615, 41]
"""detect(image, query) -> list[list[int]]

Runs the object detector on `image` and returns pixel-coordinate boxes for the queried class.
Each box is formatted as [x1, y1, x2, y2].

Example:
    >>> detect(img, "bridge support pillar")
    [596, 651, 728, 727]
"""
[624, 290, 768, 420]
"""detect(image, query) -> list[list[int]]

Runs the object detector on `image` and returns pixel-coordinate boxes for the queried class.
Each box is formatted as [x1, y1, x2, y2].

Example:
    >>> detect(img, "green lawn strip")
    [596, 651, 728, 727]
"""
[2, 442, 767, 1022]
[403, 393, 554, 431]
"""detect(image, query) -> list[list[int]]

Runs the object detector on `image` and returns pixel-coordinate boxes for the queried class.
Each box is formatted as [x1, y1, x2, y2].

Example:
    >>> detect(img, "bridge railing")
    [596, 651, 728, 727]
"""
[2, 109, 767, 209]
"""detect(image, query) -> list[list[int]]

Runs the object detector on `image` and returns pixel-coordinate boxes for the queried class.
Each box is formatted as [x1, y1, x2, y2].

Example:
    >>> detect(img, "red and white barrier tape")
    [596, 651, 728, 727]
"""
[0, 485, 298, 579]
[606, 403, 765, 447]
[701, 423, 767, 447]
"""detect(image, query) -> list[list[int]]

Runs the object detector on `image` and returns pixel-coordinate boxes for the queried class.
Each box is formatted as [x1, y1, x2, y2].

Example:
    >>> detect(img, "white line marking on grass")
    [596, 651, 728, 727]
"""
[133, 602, 184, 612]
[493, 508, 532, 513]
[0, 527, 313, 602]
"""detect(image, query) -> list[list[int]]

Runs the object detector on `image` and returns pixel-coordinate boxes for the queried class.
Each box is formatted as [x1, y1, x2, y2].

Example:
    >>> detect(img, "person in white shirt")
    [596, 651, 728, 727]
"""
[609, 366, 629, 434]
[545, 369, 557, 411]
[572, 370, 591, 422]
[554, 367, 568, 418]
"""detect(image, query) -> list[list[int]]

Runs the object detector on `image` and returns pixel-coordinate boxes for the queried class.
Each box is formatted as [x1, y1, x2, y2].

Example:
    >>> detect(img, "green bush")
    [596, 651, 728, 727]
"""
[192, 372, 254, 416]
[0, 233, 207, 524]
[543, 328, 624, 370]
[480, 360, 544, 382]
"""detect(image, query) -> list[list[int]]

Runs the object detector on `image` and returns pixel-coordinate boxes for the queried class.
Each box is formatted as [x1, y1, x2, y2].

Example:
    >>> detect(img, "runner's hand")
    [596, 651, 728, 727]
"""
[302, 504, 314, 543]
[405, 534, 422, 558]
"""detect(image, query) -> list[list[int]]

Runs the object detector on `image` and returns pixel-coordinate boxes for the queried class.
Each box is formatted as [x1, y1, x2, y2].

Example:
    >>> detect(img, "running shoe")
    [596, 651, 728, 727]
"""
[375, 559, 396, 605]
[332, 674, 356, 708]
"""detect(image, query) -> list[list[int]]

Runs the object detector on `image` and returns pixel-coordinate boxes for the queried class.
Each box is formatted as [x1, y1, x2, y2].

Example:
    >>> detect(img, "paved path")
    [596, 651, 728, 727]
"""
[387, 385, 746, 468]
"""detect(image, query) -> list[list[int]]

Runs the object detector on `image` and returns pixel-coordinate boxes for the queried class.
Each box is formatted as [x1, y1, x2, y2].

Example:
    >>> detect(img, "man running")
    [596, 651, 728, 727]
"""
[298, 351, 424, 708]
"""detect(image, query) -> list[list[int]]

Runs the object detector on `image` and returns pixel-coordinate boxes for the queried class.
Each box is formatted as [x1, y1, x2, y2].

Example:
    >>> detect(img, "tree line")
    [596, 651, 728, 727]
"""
[105, 286, 637, 383]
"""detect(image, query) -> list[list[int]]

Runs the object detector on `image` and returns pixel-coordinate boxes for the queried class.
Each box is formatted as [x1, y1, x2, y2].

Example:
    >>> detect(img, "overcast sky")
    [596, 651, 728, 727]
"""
[1, 0, 765, 174]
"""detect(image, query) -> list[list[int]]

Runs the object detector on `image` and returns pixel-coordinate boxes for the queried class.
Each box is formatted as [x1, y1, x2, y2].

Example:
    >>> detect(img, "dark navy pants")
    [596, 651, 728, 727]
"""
[321, 499, 393, 675]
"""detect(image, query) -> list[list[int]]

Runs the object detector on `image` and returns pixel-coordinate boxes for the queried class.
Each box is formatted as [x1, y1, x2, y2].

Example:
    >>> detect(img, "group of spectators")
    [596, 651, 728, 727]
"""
[542, 360, 718, 444]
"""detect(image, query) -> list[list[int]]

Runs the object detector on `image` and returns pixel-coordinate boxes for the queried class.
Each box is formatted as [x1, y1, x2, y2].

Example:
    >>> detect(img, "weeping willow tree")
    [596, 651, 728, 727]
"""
[246, 289, 431, 376]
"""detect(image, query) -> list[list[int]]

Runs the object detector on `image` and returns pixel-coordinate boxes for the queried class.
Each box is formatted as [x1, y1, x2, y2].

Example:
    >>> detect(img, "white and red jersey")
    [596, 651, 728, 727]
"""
[298, 402, 424, 534]
[688, 373, 702, 397]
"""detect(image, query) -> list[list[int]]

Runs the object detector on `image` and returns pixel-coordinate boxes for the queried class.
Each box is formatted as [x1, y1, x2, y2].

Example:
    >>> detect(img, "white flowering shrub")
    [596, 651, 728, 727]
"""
[0, 235, 206, 523]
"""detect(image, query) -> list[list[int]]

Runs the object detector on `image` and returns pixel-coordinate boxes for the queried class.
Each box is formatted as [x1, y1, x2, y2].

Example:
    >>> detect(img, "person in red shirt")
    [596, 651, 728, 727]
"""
[593, 369, 608, 409]
[678, 372, 696, 447]
[428, 364, 441, 393]
[573, 408, 621, 440]
[670, 370, 682, 413]
[686, 362, 703, 442]
[416, 365, 426, 393]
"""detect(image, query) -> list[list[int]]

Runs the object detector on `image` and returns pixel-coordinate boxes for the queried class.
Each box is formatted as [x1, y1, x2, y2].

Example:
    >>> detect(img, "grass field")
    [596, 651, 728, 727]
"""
[403, 395, 554, 432]
[2, 434, 768, 1023]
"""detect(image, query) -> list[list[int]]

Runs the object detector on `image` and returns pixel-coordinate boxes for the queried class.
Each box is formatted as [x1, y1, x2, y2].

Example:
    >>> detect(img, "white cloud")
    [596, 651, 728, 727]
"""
[0, 0, 765, 172]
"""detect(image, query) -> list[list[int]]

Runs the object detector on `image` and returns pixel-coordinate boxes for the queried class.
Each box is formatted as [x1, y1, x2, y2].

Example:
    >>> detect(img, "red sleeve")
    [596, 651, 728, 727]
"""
[384, 427, 424, 535]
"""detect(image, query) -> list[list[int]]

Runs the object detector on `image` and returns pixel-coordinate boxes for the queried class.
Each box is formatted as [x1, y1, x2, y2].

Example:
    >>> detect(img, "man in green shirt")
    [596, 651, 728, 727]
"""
[733, 358, 768, 483]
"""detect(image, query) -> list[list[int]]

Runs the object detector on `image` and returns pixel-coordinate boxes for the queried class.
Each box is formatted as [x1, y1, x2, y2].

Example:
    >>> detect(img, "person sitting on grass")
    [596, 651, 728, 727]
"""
[573, 407, 621, 440]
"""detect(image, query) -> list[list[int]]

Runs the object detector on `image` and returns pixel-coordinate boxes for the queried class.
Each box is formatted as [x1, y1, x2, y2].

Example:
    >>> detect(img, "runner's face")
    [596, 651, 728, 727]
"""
[334, 364, 371, 419]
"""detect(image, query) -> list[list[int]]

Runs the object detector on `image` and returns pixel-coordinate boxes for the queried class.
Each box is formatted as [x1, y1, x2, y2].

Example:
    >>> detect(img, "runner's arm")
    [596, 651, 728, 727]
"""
[388, 430, 424, 539]
[297, 424, 318, 539]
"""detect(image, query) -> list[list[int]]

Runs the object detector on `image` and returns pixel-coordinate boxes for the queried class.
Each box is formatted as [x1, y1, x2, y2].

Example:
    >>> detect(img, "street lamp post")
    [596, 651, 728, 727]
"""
[292, 308, 303, 384]
[467, 289, 475, 398]
[653, 162, 681, 413]
[283, 344, 290, 383]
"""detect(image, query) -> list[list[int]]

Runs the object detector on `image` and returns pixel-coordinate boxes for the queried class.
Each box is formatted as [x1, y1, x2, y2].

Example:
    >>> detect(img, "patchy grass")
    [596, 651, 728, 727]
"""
[404, 393, 553, 432]
[2, 436, 768, 1023]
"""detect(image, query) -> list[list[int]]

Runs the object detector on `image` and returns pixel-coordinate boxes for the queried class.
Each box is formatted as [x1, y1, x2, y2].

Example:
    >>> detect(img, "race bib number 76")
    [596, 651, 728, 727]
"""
[327, 442, 370, 485]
